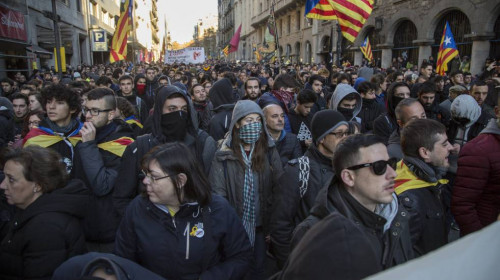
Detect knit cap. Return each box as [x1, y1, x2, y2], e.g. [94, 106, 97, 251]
[311, 109, 348, 145]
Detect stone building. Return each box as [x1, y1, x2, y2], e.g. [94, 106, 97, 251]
[219, 0, 500, 75]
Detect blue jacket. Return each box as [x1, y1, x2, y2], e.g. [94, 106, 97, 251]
[114, 194, 252, 280]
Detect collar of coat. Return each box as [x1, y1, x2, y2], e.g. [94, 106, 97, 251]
[395, 160, 448, 195]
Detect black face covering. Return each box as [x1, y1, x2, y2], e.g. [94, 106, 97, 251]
[161, 110, 188, 142]
[337, 106, 354, 120]
[362, 98, 376, 106]
[453, 117, 470, 127]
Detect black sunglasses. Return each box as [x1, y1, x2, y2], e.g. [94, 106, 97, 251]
[346, 158, 398, 176]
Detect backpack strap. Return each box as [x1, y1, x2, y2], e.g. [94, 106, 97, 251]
[298, 156, 310, 198]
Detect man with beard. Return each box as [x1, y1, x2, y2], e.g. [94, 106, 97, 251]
[10, 93, 29, 137]
[417, 81, 443, 122]
[112, 85, 217, 217]
[191, 83, 213, 131]
[470, 80, 496, 119]
[116, 75, 148, 124]
[243, 77, 262, 101]
[396, 118, 454, 256]
[72, 88, 135, 252]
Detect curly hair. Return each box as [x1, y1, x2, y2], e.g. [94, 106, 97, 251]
[116, 96, 137, 118]
[41, 84, 81, 118]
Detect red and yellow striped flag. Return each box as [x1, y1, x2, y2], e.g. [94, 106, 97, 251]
[305, 0, 374, 42]
[360, 36, 373, 62]
[110, 0, 133, 63]
[436, 22, 459, 76]
[223, 45, 229, 57]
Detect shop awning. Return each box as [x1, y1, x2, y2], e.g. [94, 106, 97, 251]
[26, 45, 52, 59]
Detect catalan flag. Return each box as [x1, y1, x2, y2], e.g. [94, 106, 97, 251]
[223, 45, 229, 57]
[110, 0, 133, 63]
[125, 115, 143, 129]
[394, 160, 448, 195]
[436, 21, 459, 76]
[360, 36, 373, 62]
[23, 125, 82, 148]
[305, 0, 374, 42]
[97, 137, 134, 157]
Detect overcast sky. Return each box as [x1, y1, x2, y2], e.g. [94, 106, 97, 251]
[159, 0, 218, 43]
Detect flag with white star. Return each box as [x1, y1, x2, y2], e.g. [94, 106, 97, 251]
[436, 21, 459, 76]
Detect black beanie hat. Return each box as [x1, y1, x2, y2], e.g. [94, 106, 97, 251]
[311, 110, 348, 145]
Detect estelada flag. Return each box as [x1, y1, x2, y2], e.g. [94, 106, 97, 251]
[125, 115, 143, 129]
[360, 36, 373, 62]
[23, 125, 82, 148]
[305, 0, 374, 42]
[110, 0, 133, 62]
[394, 160, 448, 195]
[97, 137, 134, 157]
[436, 21, 459, 76]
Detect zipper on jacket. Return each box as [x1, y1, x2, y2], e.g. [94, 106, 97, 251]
[183, 222, 190, 260]
[172, 215, 177, 229]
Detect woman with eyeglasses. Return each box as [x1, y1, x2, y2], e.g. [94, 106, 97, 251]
[208, 100, 283, 279]
[114, 142, 252, 280]
[0, 146, 88, 279]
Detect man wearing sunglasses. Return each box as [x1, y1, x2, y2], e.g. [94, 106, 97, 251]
[72, 88, 135, 252]
[396, 118, 454, 256]
[270, 110, 349, 268]
[279, 134, 413, 280]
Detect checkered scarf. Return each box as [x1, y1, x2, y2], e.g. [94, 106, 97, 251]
[240, 144, 256, 246]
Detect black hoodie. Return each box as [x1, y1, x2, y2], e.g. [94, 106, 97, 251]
[208, 78, 238, 141]
[0, 179, 89, 279]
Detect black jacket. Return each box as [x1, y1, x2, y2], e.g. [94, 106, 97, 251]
[73, 119, 135, 243]
[53, 252, 166, 280]
[269, 146, 334, 268]
[194, 101, 214, 132]
[208, 104, 234, 141]
[116, 90, 149, 124]
[287, 108, 313, 153]
[0, 180, 88, 280]
[114, 195, 252, 280]
[358, 98, 386, 133]
[0, 102, 14, 148]
[279, 180, 413, 280]
[396, 156, 449, 256]
[274, 130, 302, 167]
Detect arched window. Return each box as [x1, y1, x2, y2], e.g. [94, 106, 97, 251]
[295, 42, 301, 63]
[489, 14, 500, 60]
[365, 27, 382, 66]
[320, 36, 331, 53]
[393, 20, 418, 66]
[305, 41, 312, 64]
[286, 44, 292, 61]
[432, 10, 472, 64]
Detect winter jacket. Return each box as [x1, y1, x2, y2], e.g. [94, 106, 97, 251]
[274, 130, 302, 166]
[387, 129, 403, 160]
[116, 90, 149, 124]
[0, 97, 14, 148]
[303, 82, 327, 115]
[358, 98, 386, 133]
[208, 78, 238, 141]
[452, 119, 500, 236]
[114, 195, 252, 280]
[280, 179, 413, 280]
[373, 87, 401, 144]
[194, 101, 214, 131]
[0, 180, 88, 280]
[269, 145, 334, 268]
[395, 157, 449, 256]
[112, 86, 217, 218]
[53, 252, 166, 280]
[72, 119, 135, 243]
[287, 108, 313, 153]
[23, 118, 83, 174]
[144, 78, 159, 110]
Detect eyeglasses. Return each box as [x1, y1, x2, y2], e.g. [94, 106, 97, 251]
[28, 121, 40, 126]
[141, 170, 171, 183]
[330, 130, 350, 139]
[82, 107, 113, 116]
[346, 158, 398, 176]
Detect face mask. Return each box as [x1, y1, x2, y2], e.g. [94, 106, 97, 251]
[161, 110, 188, 142]
[136, 84, 146, 95]
[362, 98, 375, 106]
[337, 107, 354, 120]
[453, 117, 470, 127]
[239, 122, 262, 144]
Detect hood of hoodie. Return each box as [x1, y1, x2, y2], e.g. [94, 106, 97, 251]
[450, 94, 481, 127]
[0, 97, 13, 119]
[172, 81, 188, 95]
[328, 83, 362, 121]
[210, 78, 237, 109]
[134, 73, 146, 87]
[151, 85, 199, 142]
[15, 179, 89, 227]
[224, 100, 274, 148]
[481, 118, 500, 135]
[353, 77, 366, 90]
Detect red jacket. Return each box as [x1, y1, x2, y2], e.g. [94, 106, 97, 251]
[452, 121, 500, 235]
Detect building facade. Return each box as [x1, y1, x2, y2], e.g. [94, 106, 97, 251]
[219, 0, 500, 75]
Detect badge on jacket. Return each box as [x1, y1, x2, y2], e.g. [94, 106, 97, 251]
[190, 222, 204, 238]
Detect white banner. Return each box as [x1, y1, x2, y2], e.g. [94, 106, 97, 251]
[165, 47, 205, 64]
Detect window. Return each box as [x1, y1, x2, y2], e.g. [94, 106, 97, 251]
[287, 15, 291, 34]
[296, 10, 301, 30]
[76, 0, 81, 12]
[91, 3, 97, 16]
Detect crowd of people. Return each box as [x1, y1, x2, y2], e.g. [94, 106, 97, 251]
[0, 57, 499, 279]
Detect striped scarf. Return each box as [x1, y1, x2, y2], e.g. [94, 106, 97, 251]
[240, 144, 256, 246]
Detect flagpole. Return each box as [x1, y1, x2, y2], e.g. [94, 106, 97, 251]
[336, 23, 342, 67]
[130, 1, 135, 64]
[271, 0, 281, 65]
